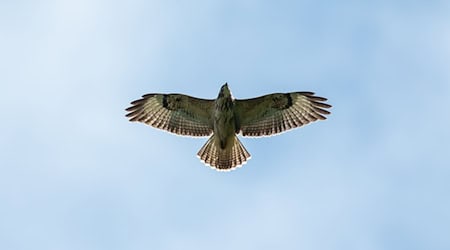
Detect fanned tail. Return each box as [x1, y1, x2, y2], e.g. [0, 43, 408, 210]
[197, 135, 251, 171]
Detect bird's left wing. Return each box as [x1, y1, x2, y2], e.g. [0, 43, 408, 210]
[126, 94, 214, 137]
[234, 92, 331, 137]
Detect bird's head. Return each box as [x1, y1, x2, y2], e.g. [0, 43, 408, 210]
[218, 83, 232, 99]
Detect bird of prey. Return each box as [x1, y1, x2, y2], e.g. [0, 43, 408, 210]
[126, 83, 331, 171]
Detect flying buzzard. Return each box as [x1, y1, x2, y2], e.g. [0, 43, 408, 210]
[126, 83, 331, 171]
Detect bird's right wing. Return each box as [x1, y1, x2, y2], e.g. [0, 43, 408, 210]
[234, 92, 331, 137]
[126, 94, 214, 137]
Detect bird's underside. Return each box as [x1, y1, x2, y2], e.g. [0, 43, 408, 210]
[126, 83, 331, 171]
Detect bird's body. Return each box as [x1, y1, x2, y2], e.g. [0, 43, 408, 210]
[213, 85, 236, 149]
[199, 84, 250, 169]
[126, 83, 331, 171]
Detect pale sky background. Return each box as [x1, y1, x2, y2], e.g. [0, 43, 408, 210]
[1, 1, 450, 250]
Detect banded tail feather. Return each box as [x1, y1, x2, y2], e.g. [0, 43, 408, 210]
[197, 135, 251, 171]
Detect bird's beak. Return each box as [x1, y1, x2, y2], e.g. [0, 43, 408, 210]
[220, 83, 228, 92]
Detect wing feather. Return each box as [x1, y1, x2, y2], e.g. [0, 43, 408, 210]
[235, 92, 331, 137]
[126, 94, 214, 137]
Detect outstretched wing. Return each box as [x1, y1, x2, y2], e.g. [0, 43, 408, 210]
[126, 94, 214, 137]
[234, 92, 331, 137]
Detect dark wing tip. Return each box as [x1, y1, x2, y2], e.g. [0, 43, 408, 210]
[316, 113, 327, 120]
[129, 116, 141, 122]
[128, 94, 156, 106]
[130, 99, 145, 105]
[125, 105, 137, 112]
[142, 93, 157, 99]
[309, 95, 328, 102]
[311, 101, 332, 109]
[298, 91, 315, 96]
[125, 100, 143, 119]
[298, 92, 329, 102]
[303, 93, 332, 110]
[125, 107, 141, 121]
[125, 108, 141, 117]
[302, 92, 332, 118]
[125, 94, 154, 117]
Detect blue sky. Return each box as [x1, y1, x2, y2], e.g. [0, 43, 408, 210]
[1, 0, 449, 249]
